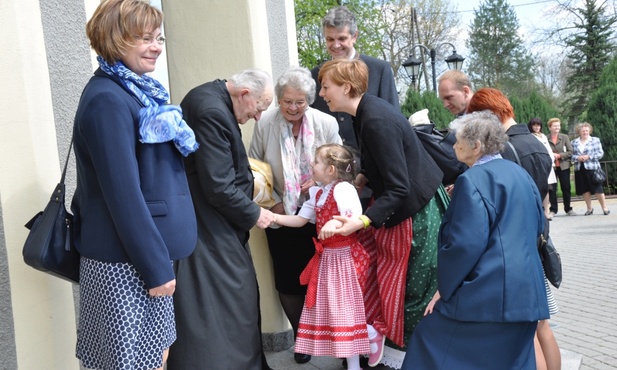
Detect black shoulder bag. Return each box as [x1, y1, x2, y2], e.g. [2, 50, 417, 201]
[506, 141, 562, 288]
[22, 140, 80, 283]
[412, 123, 468, 185]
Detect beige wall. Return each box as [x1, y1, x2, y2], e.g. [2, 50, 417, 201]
[1, 0, 80, 368]
[1, 0, 299, 367]
[162, 0, 299, 336]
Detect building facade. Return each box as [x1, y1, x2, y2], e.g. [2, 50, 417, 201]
[0, 0, 298, 368]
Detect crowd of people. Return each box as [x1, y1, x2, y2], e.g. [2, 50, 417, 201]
[65, 0, 610, 369]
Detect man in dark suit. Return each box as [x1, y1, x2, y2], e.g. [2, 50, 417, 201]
[311, 5, 400, 149]
[167, 69, 276, 370]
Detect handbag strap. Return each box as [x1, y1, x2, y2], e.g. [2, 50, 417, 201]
[60, 138, 74, 185]
[506, 141, 551, 238]
[506, 141, 521, 166]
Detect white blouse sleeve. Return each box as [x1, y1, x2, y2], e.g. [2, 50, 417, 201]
[297, 186, 320, 223]
[333, 182, 362, 218]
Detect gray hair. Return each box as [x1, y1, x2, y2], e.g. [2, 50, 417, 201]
[229, 68, 273, 97]
[450, 110, 507, 155]
[322, 6, 357, 36]
[275, 66, 316, 105]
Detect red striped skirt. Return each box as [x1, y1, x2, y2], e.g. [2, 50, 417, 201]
[360, 217, 413, 347]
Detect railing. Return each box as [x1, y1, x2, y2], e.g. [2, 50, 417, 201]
[599, 160, 617, 195]
[562, 160, 617, 200]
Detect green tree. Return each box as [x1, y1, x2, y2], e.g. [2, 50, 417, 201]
[562, 0, 616, 123]
[586, 83, 617, 188]
[295, 1, 333, 69]
[401, 89, 454, 128]
[586, 57, 617, 185]
[509, 91, 560, 127]
[465, 0, 535, 97]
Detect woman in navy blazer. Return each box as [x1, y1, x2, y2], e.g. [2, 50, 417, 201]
[402, 111, 549, 370]
[70, 1, 198, 369]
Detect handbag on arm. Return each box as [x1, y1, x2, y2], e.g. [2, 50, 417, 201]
[592, 167, 606, 184]
[22, 139, 80, 283]
[538, 224, 562, 288]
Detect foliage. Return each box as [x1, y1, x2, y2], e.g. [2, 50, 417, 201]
[401, 89, 455, 128]
[586, 84, 617, 159]
[509, 91, 561, 128]
[562, 0, 616, 123]
[465, 0, 536, 98]
[587, 83, 617, 187]
[586, 57, 617, 189]
[295, 1, 333, 69]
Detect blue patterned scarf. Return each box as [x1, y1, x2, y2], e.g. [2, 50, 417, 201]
[98, 56, 198, 156]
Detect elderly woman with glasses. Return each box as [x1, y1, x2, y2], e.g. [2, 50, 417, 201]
[249, 66, 341, 364]
[402, 111, 549, 370]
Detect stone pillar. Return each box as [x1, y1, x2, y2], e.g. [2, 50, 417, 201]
[161, 0, 299, 351]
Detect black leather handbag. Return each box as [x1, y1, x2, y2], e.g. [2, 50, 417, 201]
[507, 141, 562, 288]
[22, 141, 80, 283]
[538, 232, 562, 288]
[592, 168, 606, 184]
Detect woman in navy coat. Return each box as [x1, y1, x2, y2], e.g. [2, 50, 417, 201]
[71, 1, 198, 369]
[402, 111, 549, 370]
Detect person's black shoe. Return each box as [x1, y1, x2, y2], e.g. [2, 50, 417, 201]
[342, 357, 370, 368]
[294, 352, 311, 364]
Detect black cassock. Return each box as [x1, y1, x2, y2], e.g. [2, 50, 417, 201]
[167, 79, 267, 370]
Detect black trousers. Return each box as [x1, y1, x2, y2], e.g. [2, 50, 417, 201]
[549, 167, 572, 213]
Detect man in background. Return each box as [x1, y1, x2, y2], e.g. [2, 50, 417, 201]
[437, 70, 473, 117]
[311, 5, 400, 149]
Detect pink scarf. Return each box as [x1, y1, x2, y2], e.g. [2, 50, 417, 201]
[280, 114, 314, 215]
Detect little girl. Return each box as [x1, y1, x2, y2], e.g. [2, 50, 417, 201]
[274, 143, 382, 370]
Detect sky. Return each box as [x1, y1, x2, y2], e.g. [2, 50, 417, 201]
[456, 0, 553, 29]
[450, 0, 561, 57]
[148, 0, 563, 92]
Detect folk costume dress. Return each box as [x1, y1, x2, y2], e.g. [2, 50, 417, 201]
[248, 108, 341, 296]
[294, 181, 371, 358]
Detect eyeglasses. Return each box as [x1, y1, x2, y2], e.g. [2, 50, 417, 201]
[281, 100, 307, 108]
[136, 35, 166, 45]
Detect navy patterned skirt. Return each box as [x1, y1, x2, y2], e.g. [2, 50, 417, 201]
[76, 257, 175, 370]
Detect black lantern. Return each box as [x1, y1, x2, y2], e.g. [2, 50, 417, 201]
[402, 55, 423, 86]
[445, 51, 465, 71]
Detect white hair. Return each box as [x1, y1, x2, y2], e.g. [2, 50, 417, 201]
[229, 68, 273, 97]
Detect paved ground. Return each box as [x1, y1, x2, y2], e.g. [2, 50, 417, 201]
[549, 197, 617, 370]
[266, 197, 617, 369]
